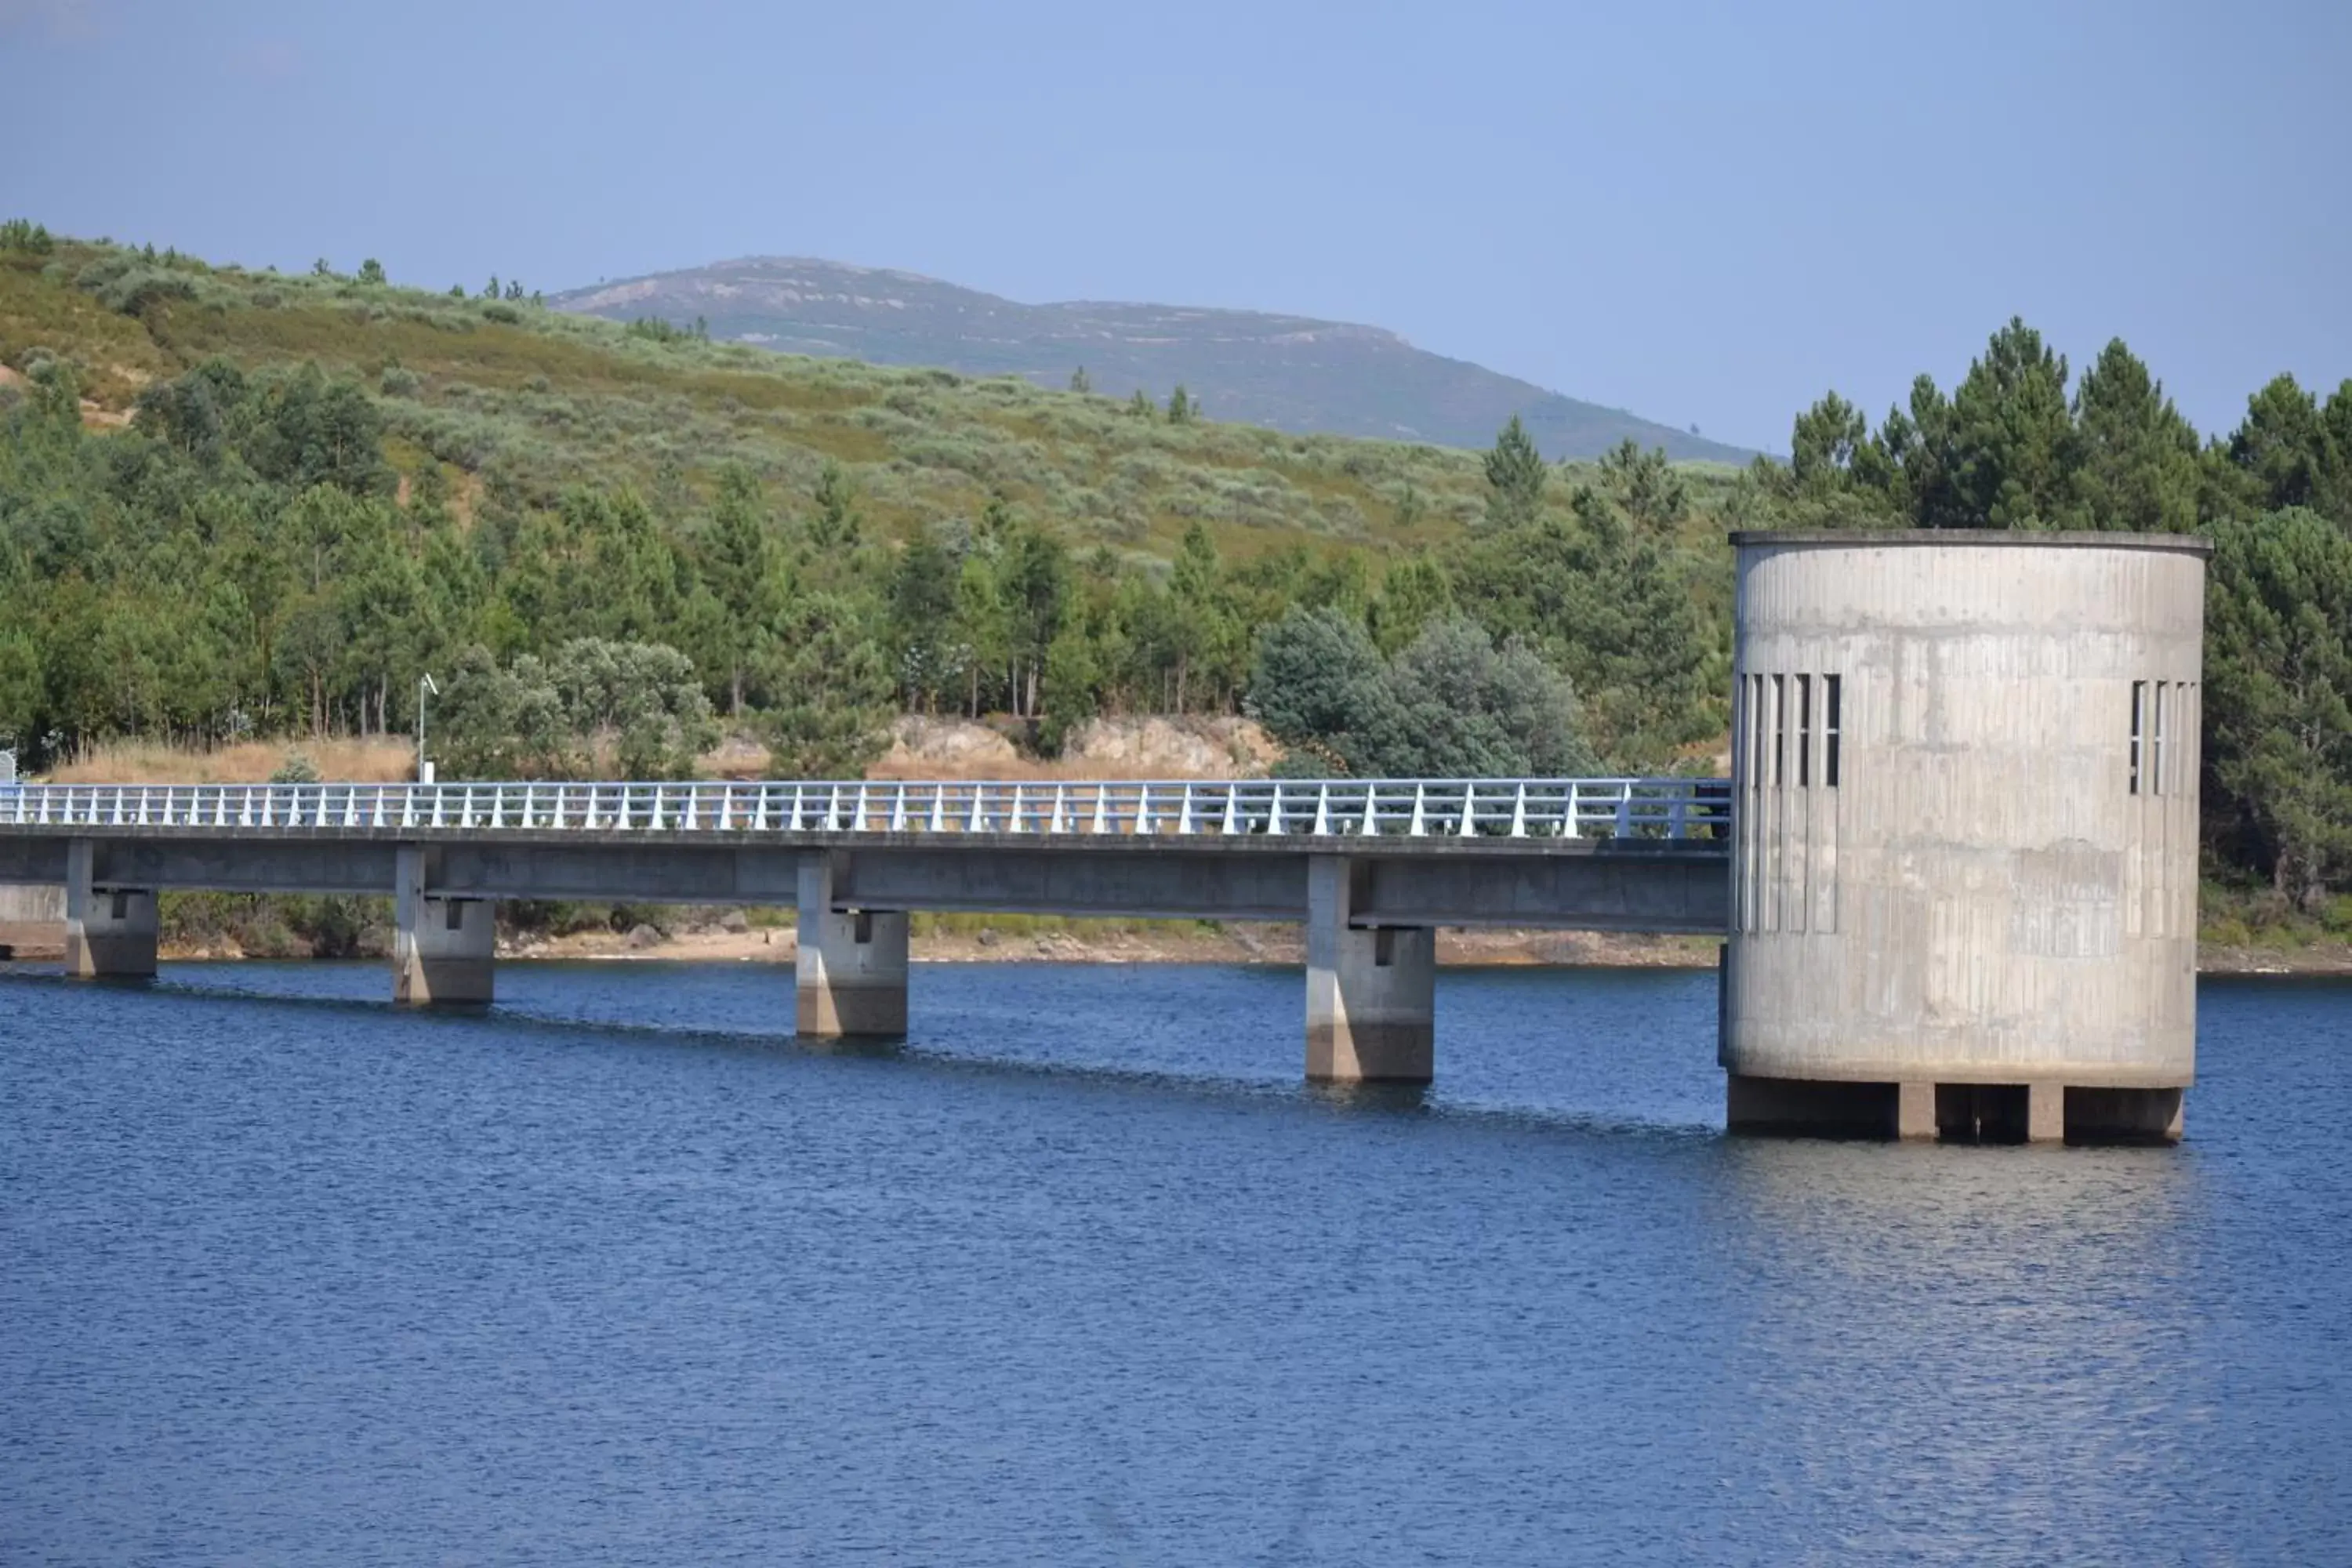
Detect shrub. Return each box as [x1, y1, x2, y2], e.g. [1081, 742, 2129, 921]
[0, 218, 54, 256]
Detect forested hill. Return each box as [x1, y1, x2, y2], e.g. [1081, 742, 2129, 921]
[549, 257, 1756, 464]
[1, 223, 2347, 930]
[0, 227, 1740, 781]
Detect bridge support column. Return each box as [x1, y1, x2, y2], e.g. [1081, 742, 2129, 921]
[394, 844, 494, 1005]
[797, 853, 908, 1038]
[1305, 855, 1434, 1085]
[64, 839, 156, 979]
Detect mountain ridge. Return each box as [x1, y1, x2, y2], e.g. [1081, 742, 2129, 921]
[550, 257, 1756, 464]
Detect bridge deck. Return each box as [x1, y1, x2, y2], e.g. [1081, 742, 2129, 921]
[0, 779, 1733, 934]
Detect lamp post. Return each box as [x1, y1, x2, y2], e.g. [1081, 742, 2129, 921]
[416, 673, 439, 784]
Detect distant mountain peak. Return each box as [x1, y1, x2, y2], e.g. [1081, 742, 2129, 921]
[549, 259, 1753, 464]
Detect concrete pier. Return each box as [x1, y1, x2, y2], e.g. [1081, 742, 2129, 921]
[64, 840, 156, 979]
[393, 845, 494, 1005]
[797, 853, 909, 1038]
[1305, 855, 1436, 1085]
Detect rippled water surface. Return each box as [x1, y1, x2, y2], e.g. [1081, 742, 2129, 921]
[4, 960, 2349, 1564]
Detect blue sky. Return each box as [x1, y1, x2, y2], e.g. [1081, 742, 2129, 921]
[2, 0, 2345, 452]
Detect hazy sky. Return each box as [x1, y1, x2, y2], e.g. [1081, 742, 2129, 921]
[4, 0, 2346, 452]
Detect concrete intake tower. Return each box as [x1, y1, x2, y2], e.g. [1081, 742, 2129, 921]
[1721, 531, 2209, 1142]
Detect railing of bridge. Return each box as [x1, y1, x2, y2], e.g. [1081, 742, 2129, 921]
[0, 778, 1730, 841]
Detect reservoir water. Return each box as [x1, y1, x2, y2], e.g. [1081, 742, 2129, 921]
[4, 960, 2349, 1564]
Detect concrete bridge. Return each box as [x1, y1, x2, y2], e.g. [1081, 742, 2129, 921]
[0, 777, 1729, 1085]
[0, 532, 2216, 1144]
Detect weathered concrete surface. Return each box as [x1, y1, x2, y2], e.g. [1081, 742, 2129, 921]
[0, 838, 71, 884]
[65, 837, 399, 897]
[832, 846, 1305, 922]
[797, 852, 909, 1037]
[1723, 532, 2207, 1105]
[1305, 855, 1435, 1085]
[0, 882, 64, 958]
[1350, 846, 1725, 933]
[0, 883, 64, 921]
[64, 839, 156, 980]
[0, 826, 1726, 934]
[2027, 1082, 2064, 1143]
[1897, 1081, 1936, 1141]
[393, 845, 493, 1005]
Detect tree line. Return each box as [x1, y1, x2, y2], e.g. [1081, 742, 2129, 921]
[2, 308, 2345, 915]
[1737, 319, 2351, 910]
[0, 352, 1714, 785]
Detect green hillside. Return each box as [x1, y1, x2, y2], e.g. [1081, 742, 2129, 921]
[550, 256, 1759, 464]
[0, 231, 1734, 774]
[0, 237, 1738, 564]
[3, 225, 2347, 936]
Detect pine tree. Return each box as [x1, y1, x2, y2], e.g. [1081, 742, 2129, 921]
[2206, 508, 2352, 906]
[1069, 366, 1091, 394]
[2067, 339, 2201, 532]
[1169, 522, 1236, 711]
[809, 462, 860, 550]
[1596, 439, 1688, 535]
[1947, 318, 2074, 528]
[2227, 375, 2331, 516]
[1001, 526, 1070, 717]
[1788, 392, 1868, 486]
[2321, 382, 2352, 530]
[702, 465, 783, 715]
[1482, 416, 1546, 529]
[887, 533, 963, 712]
[1370, 553, 1453, 656]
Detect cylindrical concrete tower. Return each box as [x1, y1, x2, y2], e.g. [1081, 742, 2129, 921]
[1721, 531, 2209, 1143]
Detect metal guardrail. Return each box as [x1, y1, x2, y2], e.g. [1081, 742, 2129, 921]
[0, 778, 1730, 841]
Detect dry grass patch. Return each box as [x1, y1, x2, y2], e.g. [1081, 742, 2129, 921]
[49, 737, 417, 784]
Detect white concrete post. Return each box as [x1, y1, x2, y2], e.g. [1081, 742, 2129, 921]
[1305, 855, 1434, 1085]
[796, 852, 909, 1038]
[393, 844, 494, 1005]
